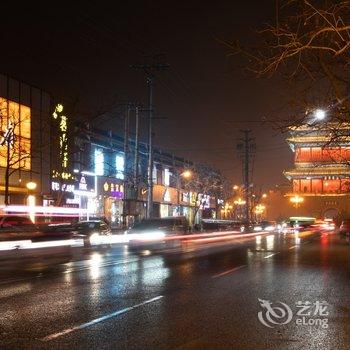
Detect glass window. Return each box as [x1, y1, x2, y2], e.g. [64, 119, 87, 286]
[164, 168, 170, 186]
[0, 97, 31, 170]
[116, 154, 124, 179]
[94, 149, 104, 176]
[152, 166, 157, 184]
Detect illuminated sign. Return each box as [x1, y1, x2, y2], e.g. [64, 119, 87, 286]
[182, 192, 189, 203]
[103, 181, 124, 199]
[79, 176, 88, 190]
[198, 194, 210, 209]
[51, 181, 75, 193]
[94, 149, 104, 176]
[52, 104, 72, 180]
[73, 175, 95, 195]
[190, 192, 197, 205]
[141, 188, 147, 196]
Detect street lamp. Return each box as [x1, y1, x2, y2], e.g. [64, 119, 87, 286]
[262, 193, 267, 199]
[290, 194, 304, 208]
[234, 197, 246, 206]
[314, 108, 326, 121]
[233, 185, 239, 191]
[254, 204, 266, 215]
[181, 170, 192, 179]
[26, 181, 37, 191]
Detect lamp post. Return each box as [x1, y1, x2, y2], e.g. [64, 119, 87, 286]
[26, 181, 37, 223]
[26, 181, 37, 191]
[234, 197, 246, 220]
[177, 169, 193, 217]
[254, 203, 266, 222]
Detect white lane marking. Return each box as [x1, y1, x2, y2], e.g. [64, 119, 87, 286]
[212, 265, 247, 278]
[41, 295, 164, 341]
[264, 253, 278, 259]
[289, 245, 297, 250]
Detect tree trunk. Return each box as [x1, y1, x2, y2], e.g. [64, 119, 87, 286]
[4, 145, 10, 205]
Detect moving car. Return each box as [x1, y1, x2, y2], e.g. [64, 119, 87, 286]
[72, 220, 111, 246]
[253, 221, 277, 232]
[282, 216, 317, 234]
[339, 220, 350, 236]
[127, 216, 189, 253]
[0, 215, 42, 241]
[201, 219, 240, 232]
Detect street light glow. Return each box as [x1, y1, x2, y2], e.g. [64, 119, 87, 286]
[26, 181, 37, 190]
[234, 198, 246, 206]
[290, 195, 304, 204]
[314, 109, 326, 120]
[290, 195, 304, 208]
[181, 170, 192, 179]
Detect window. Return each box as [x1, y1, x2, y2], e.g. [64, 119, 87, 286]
[0, 97, 31, 170]
[164, 168, 170, 186]
[116, 154, 124, 179]
[152, 166, 157, 184]
[94, 149, 104, 175]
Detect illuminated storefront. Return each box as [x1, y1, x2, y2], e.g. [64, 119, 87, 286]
[100, 178, 124, 226]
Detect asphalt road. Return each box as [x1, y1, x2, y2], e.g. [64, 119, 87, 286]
[0, 230, 349, 350]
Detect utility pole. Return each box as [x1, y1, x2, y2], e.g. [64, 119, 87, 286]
[133, 105, 140, 193]
[237, 130, 256, 222]
[130, 59, 170, 218]
[122, 104, 131, 227]
[147, 75, 154, 219]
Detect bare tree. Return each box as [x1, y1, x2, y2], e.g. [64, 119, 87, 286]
[224, 0, 350, 127]
[0, 118, 31, 205]
[182, 164, 226, 224]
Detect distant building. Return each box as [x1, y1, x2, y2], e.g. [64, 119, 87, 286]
[51, 124, 226, 227]
[284, 123, 350, 218]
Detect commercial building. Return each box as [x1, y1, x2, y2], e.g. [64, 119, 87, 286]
[0, 74, 51, 205]
[52, 125, 225, 227]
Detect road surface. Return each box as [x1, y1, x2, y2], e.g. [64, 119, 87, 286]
[0, 230, 349, 349]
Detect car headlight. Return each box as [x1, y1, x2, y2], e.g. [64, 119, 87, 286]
[89, 232, 101, 245]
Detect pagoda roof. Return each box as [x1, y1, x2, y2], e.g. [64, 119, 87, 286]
[289, 122, 350, 132]
[287, 136, 350, 144]
[284, 166, 350, 179]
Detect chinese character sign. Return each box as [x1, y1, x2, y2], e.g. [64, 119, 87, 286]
[52, 104, 72, 179]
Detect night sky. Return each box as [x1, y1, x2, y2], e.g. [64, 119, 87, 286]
[2, 1, 293, 190]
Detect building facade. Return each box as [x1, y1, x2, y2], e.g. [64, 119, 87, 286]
[284, 123, 350, 219]
[0, 74, 51, 205]
[51, 125, 224, 227]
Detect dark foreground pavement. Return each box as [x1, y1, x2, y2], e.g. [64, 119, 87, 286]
[0, 231, 349, 349]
